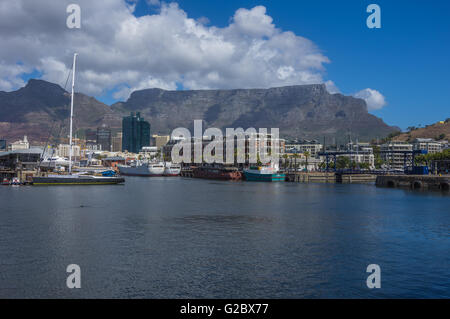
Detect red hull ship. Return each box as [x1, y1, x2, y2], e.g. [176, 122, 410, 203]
[192, 166, 242, 181]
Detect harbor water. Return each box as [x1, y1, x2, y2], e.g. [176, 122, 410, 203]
[0, 177, 449, 298]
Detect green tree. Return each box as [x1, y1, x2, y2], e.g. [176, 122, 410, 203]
[336, 156, 350, 169]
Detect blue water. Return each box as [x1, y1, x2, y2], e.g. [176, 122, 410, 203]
[0, 178, 449, 298]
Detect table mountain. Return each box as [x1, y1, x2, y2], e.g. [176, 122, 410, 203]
[0, 79, 397, 144]
[112, 84, 397, 142]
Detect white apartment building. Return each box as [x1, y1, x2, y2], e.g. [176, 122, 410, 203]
[285, 143, 323, 157]
[8, 136, 30, 151]
[413, 138, 443, 154]
[381, 142, 413, 170]
[57, 144, 81, 159]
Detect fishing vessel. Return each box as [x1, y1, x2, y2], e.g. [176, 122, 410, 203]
[32, 53, 125, 186]
[164, 162, 181, 176]
[118, 161, 165, 176]
[243, 163, 285, 182]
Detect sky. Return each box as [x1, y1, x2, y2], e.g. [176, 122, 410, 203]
[1, 0, 449, 130]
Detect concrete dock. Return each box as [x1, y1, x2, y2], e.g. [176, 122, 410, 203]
[376, 175, 450, 191]
[285, 172, 377, 184]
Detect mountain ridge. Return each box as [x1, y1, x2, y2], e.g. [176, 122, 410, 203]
[0, 79, 398, 143]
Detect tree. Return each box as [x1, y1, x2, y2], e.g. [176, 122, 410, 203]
[304, 151, 310, 172]
[336, 156, 350, 169]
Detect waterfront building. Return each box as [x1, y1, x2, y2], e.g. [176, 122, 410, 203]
[57, 144, 81, 160]
[337, 153, 375, 169]
[281, 153, 322, 171]
[0, 148, 42, 180]
[285, 142, 323, 157]
[86, 140, 102, 151]
[122, 112, 151, 153]
[162, 133, 285, 165]
[412, 138, 443, 154]
[112, 132, 123, 152]
[8, 136, 30, 151]
[380, 142, 413, 170]
[96, 125, 112, 151]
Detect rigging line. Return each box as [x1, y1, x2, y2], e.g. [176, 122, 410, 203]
[63, 62, 73, 92]
[37, 121, 57, 171]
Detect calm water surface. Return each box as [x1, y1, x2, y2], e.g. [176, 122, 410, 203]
[0, 177, 449, 298]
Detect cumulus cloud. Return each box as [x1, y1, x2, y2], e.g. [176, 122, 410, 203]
[0, 0, 384, 106]
[353, 88, 387, 111]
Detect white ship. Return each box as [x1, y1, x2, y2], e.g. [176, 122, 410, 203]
[40, 156, 71, 168]
[118, 161, 165, 177]
[164, 162, 181, 176]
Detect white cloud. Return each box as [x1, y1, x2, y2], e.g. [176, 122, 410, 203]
[324, 80, 340, 94]
[353, 88, 387, 111]
[0, 0, 384, 105]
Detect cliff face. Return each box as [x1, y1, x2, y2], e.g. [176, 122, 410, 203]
[112, 84, 397, 141]
[0, 79, 397, 143]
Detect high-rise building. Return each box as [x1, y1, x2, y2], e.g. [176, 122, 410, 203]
[97, 125, 112, 151]
[122, 112, 151, 153]
[112, 132, 123, 152]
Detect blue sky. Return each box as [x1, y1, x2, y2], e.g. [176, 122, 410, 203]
[129, 0, 450, 129]
[8, 0, 450, 130]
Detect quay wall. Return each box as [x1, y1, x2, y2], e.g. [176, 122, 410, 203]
[286, 172, 336, 183]
[376, 175, 450, 191]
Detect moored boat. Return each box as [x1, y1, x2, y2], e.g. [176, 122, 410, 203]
[192, 165, 242, 181]
[31, 53, 125, 186]
[164, 162, 181, 176]
[32, 174, 125, 185]
[118, 162, 165, 177]
[2, 178, 10, 185]
[243, 164, 285, 182]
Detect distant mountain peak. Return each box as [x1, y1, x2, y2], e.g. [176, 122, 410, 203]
[23, 79, 66, 95]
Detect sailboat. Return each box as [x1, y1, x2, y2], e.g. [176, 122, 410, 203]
[32, 53, 125, 186]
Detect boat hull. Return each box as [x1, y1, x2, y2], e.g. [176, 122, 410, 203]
[193, 167, 242, 180]
[32, 176, 125, 185]
[118, 165, 164, 177]
[243, 171, 285, 182]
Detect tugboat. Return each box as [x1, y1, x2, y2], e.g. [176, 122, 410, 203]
[2, 178, 10, 185]
[243, 163, 285, 182]
[32, 53, 125, 186]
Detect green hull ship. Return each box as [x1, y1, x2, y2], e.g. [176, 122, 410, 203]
[243, 165, 285, 182]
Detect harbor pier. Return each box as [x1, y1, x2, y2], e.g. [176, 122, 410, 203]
[376, 175, 450, 191]
[285, 171, 376, 184]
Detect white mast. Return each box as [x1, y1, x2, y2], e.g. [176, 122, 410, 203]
[69, 53, 78, 174]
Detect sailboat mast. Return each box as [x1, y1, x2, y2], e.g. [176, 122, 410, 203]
[69, 53, 78, 174]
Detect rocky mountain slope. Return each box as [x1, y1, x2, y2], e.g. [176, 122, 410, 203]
[0, 79, 120, 143]
[393, 120, 450, 142]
